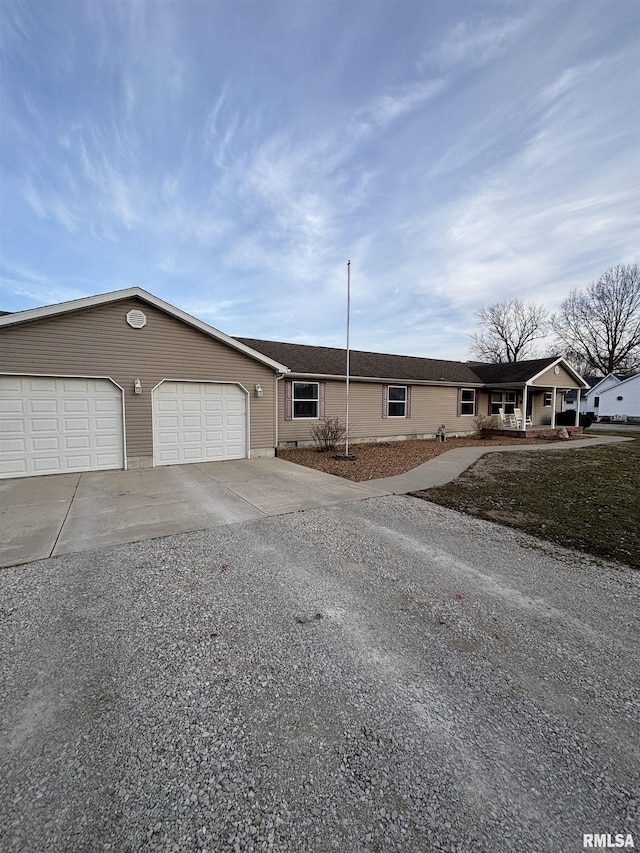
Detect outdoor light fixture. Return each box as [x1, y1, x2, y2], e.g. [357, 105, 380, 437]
[254, 383, 263, 397]
[134, 378, 142, 395]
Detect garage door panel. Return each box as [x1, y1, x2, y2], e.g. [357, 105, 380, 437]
[33, 457, 62, 473]
[63, 378, 85, 391]
[94, 415, 119, 429]
[96, 452, 121, 466]
[33, 436, 62, 451]
[1, 417, 26, 432]
[94, 400, 119, 413]
[0, 376, 124, 479]
[157, 434, 179, 447]
[31, 399, 58, 413]
[153, 381, 247, 466]
[63, 435, 90, 450]
[157, 416, 179, 431]
[64, 417, 91, 432]
[29, 377, 57, 392]
[94, 434, 119, 449]
[182, 432, 202, 444]
[4, 438, 28, 453]
[32, 418, 59, 432]
[63, 401, 90, 414]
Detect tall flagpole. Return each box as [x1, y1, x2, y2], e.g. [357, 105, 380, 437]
[345, 260, 350, 457]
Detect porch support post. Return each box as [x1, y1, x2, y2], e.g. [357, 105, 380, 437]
[575, 393, 580, 427]
[551, 387, 556, 428]
[522, 384, 528, 433]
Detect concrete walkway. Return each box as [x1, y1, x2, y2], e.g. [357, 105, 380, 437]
[367, 434, 632, 493]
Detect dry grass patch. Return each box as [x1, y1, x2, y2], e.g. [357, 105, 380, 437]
[415, 434, 639, 569]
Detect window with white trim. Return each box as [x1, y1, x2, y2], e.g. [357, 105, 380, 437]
[490, 390, 516, 415]
[543, 391, 553, 407]
[387, 386, 407, 417]
[293, 382, 319, 419]
[460, 388, 476, 415]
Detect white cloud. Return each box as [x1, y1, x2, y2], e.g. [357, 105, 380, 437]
[422, 14, 529, 72]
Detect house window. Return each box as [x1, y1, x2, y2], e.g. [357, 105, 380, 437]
[543, 391, 553, 407]
[490, 391, 516, 415]
[460, 388, 476, 416]
[293, 382, 319, 419]
[594, 396, 600, 408]
[387, 386, 407, 417]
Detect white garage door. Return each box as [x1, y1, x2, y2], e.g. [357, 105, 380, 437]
[0, 375, 124, 479]
[153, 381, 247, 466]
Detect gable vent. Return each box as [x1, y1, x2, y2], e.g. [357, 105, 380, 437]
[126, 309, 147, 329]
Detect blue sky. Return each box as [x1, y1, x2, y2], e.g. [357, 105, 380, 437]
[1, 0, 638, 359]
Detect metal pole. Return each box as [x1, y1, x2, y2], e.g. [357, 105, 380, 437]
[345, 260, 350, 457]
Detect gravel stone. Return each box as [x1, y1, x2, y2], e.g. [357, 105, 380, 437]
[0, 495, 638, 852]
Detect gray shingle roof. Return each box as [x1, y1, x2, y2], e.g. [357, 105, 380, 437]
[238, 338, 492, 384]
[470, 357, 558, 384]
[237, 339, 575, 387]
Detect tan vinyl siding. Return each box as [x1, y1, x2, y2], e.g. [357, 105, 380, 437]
[0, 298, 277, 458]
[530, 389, 563, 425]
[531, 364, 578, 387]
[278, 379, 485, 444]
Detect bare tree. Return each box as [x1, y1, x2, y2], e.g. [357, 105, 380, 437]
[469, 299, 550, 362]
[553, 264, 640, 376]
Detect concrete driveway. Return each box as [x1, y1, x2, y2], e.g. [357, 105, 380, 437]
[0, 458, 388, 568]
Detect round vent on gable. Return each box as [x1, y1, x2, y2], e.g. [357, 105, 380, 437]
[554, 365, 560, 374]
[127, 309, 147, 329]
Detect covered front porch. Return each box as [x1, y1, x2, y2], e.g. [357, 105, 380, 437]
[486, 381, 583, 433]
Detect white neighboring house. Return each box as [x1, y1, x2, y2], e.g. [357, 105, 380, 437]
[562, 377, 600, 415]
[597, 373, 640, 422]
[581, 374, 627, 418]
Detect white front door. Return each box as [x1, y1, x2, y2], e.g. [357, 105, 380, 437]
[153, 381, 247, 466]
[0, 375, 124, 479]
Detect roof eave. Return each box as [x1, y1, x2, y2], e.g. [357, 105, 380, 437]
[285, 371, 483, 386]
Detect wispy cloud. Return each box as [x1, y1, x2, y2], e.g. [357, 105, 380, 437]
[1, 1, 637, 361]
[420, 13, 529, 72]
[0, 260, 86, 308]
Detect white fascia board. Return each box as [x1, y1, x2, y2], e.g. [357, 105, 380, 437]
[0, 287, 142, 326]
[587, 373, 620, 396]
[602, 372, 639, 390]
[284, 372, 483, 387]
[0, 287, 291, 374]
[527, 358, 589, 388]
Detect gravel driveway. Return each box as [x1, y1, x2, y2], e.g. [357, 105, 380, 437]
[1, 495, 638, 852]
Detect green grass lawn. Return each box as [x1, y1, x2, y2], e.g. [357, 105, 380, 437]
[416, 433, 640, 569]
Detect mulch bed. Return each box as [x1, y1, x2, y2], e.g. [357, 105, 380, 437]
[278, 435, 585, 482]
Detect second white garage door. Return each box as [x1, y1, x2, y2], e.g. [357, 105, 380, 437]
[153, 381, 247, 466]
